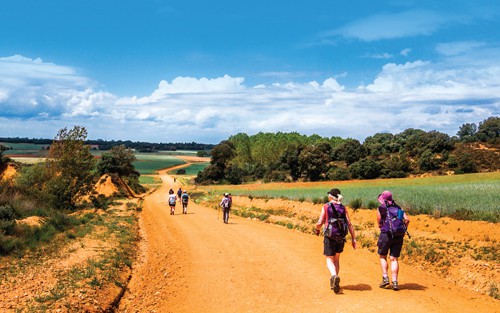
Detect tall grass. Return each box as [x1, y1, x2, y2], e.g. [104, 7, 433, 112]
[210, 173, 500, 222]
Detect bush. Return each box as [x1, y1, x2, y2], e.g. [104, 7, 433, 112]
[176, 169, 186, 175]
[0, 204, 17, 221]
[367, 200, 379, 210]
[327, 167, 350, 181]
[349, 198, 363, 210]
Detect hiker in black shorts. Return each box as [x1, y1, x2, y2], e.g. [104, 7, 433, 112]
[377, 190, 410, 291]
[315, 188, 357, 294]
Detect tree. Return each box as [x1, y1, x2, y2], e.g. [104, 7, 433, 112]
[456, 123, 477, 142]
[476, 116, 500, 143]
[349, 158, 382, 179]
[332, 139, 365, 166]
[0, 145, 10, 165]
[97, 145, 137, 177]
[418, 150, 441, 171]
[210, 140, 236, 170]
[299, 144, 331, 181]
[45, 126, 96, 210]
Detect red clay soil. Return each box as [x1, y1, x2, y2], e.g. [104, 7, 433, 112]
[116, 170, 499, 313]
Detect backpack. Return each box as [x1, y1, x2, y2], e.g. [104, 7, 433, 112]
[324, 203, 348, 240]
[181, 193, 189, 203]
[221, 197, 231, 209]
[381, 202, 406, 237]
[168, 195, 176, 205]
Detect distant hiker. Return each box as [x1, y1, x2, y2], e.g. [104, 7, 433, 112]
[220, 193, 232, 224]
[181, 190, 189, 214]
[376, 190, 410, 291]
[168, 188, 177, 215]
[315, 188, 357, 294]
[177, 187, 182, 202]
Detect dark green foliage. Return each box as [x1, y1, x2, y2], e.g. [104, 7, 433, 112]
[97, 145, 138, 177]
[195, 117, 497, 184]
[457, 123, 478, 142]
[327, 167, 351, 181]
[299, 143, 331, 181]
[176, 169, 186, 174]
[419, 150, 441, 171]
[332, 139, 365, 166]
[476, 116, 500, 143]
[0, 144, 11, 165]
[349, 158, 382, 179]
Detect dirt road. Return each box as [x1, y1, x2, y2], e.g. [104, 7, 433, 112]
[117, 171, 499, 313]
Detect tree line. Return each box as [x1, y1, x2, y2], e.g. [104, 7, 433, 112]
[0, 137, 214, 152]
[195, 116, 499, 184]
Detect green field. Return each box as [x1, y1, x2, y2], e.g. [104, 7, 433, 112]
[209, 172, 500, 222]
[133, 155, 185, 175]
[169, 162, 210, 175]
[139, 175, 162, 185]
[1, 142, 49, 156]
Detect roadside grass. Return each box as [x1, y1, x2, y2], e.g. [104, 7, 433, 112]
[0, 199, 141, 311]
[139, 175, 161, 185]
[204, 172, 500, 222]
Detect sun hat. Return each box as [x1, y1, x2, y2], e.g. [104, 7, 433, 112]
[327, 188, 341, 198]
[224, 192, 229, 196]
[378, 190, 393, 204]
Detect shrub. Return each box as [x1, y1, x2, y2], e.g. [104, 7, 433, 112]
[367, 200, 379, 210]
[176, 169, 186, 175]
[349, 198, 363, 210]
[327, 167, 350, 181]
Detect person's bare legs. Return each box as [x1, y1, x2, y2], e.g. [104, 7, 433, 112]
[379, 255, 390, 288]
[327, 254, 341, 293]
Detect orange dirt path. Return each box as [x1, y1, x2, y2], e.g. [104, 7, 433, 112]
[117, 171, 499, 313]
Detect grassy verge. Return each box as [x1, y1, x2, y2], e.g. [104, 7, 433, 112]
[0, 199, 141, 312]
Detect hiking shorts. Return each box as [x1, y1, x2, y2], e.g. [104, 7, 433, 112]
[377, 232, 404, 257]
[323, 236, 345, 256]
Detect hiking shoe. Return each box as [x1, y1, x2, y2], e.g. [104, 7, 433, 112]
[392, 281, 399, 291]
[379, 276, 390, 288]
[330, 275, 341, 294]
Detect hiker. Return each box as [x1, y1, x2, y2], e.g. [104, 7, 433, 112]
[177, 187, 182, 203]
[220, 193, 232, 224]
[376, 190, 410, 291]
[168, 188, 177, 215]
[181, 190, 189, 214]
[315, 188, 357, 294]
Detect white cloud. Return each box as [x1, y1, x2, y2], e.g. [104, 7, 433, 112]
[0, 54, 498, 143]
[324, 10, 449, 41]
[436, 41, 487, 56]
[400, 48, 412, 56]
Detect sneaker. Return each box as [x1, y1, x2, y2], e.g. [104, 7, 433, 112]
[392, 281, 399, 291]
[379, 276, 390, 288]
[330, 275, 340, 294]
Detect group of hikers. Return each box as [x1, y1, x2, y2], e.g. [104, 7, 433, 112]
[167, 185, 409, 294]
[315, 188, 410, 293]
[168, 187, 190, 215]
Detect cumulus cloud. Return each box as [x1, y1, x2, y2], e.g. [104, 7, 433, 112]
[0, 54, 498, 142]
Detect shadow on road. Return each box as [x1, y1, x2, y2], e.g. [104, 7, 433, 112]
[342, 283, 372, 291]
[399, 283, 427, 291]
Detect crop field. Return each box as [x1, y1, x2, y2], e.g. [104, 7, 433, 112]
[206, 172, 500, 222]
[133, 154, 186, 174]
[169, 162, 210, 175]
[1, 142, 49, 156]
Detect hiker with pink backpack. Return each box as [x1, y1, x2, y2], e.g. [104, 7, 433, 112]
[376, 190, 410, 291]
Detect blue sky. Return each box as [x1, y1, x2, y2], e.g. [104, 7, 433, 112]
[1, 0, 499, 143]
